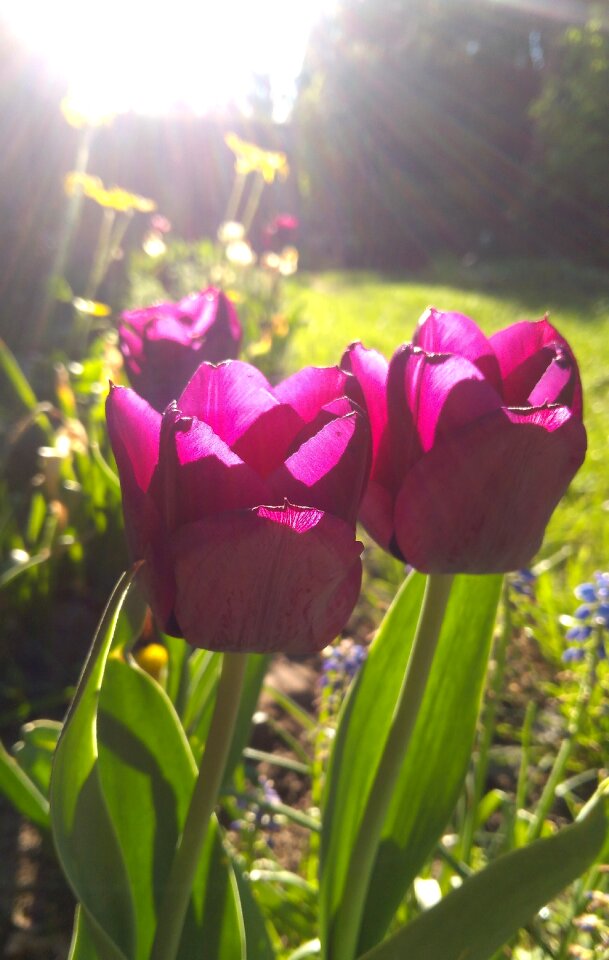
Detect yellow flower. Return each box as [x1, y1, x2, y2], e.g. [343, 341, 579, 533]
[63, 171, 156, 213]
[64, 171, 104, 198]
[60, 96, 115, 129]
[225, 132, 289, 183]
[72, 298, 112, 317]
[98, 187, 156, 213]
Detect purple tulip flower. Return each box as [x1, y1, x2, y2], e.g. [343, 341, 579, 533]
[343, 309, 586, 574]
[106, 361, 370, 654]
[118, 288, 242, 411]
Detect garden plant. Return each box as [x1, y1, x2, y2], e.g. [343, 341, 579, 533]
[1, 98, 609, 960]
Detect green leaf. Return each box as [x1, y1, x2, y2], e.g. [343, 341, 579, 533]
[358, 794, 609, 960]
[0, 738, 49, 830]
[0, 338, 37, 410]
[12, 719, 62, 798]
[231, 856, 276, 960]
[224, 654, 270, 783]
[53, 572, 247, 960]
[320, 573, 502, 957]
[50, 570, 138, 960]
[359, 574, 502, 951]
[67, 906, 98, 960]
[164, 632, 190, 713]
[96, 655, 197, 960]
[179, 822, 244, 960]
[320, 572, 425, 945]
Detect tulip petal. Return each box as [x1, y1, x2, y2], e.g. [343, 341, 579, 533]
[232, 403, 305, 477]
[171, 505, 363, 653]
[414, 308, 502, 392]
[275, 366, 351, 422]
[489, 317, 582, 412]
[393, 407, 587, 573]
[388, 346, 501, 464]
[106, 385, 161, 493]
[270, 410, 370, 524]
[358, 481, 396, 554]
[341, 343, 389, 460]
[151, 404, 270, 529]
[178, 361, 277, 445]
[105, 386, 175, 625]
[527, 352, 582, 414]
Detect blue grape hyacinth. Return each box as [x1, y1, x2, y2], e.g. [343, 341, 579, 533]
[562, 572, 609, 662]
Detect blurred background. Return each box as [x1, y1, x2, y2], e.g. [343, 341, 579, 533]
[1, 0, 607, 351]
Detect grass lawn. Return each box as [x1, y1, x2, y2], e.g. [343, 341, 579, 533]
[286, 259, 609, 662]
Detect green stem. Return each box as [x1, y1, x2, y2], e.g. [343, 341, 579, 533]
[150, 651, 248, 960]
[461, 576, 509, 863]
[527, 645, 597, 843]
[33, 126, 93, 349]
[223, 170, 247, 224]
[330, 573, 454, 960]
[241, 172, 265, 234]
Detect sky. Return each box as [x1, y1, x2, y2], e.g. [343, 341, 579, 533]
[1, 0, 335, 120]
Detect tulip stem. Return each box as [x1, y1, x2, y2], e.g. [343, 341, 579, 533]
[328, 573, 454, 960]
[150, 651, 248, 960]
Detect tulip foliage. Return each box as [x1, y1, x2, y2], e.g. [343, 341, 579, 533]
[3, 304, 607, 960]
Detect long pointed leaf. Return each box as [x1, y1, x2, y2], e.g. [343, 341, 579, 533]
[359, 794, 609, 960]
[320, 572, 425, 944]
[359, 573, 502, 951]
[0, 738, 49, 830]
[50, 570, 138, 960]
[96, 656, 198, 960]
[320, 574, 502, 957]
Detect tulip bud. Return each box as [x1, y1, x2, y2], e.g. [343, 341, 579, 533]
[118, 288, 242, 411]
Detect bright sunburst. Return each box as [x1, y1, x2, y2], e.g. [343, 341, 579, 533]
[3, 0, 333, 119]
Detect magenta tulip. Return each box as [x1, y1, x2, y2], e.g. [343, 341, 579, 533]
[118, 288, 242, 411]
[343, 309, 586, 574]
[106, 361, 370, 653]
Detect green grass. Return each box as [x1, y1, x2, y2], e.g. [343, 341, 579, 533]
[286, 259, 609, 662]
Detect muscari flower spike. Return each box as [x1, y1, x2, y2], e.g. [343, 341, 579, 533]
[562, 572, 609, 662]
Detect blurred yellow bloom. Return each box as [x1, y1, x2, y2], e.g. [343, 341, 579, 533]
[72, 298, 112, 317]
[64, 171, 103, 198]
[225, 133, 289, 183]
[133, 643, 169, 682]
[260, 252, 281, 272]
[60, 96, 115, 129]
[271, 313, 290, 337]
[278, 246, 299, 277]
[217, 220, 246, 244]
[225, 240, 256, 266]
[226, 289, 245, 303]
[142, 231, 167, 257]
[64, 171, 156, 213]
[261, 247, 299, 277]
[248, 332, 273, 357]
[100, 187, 156, 213]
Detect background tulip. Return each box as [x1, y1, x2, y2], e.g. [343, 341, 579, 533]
[118, 287, 242, 411]
[343, 309, 586, 574]
[106, 361, 369, 653]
